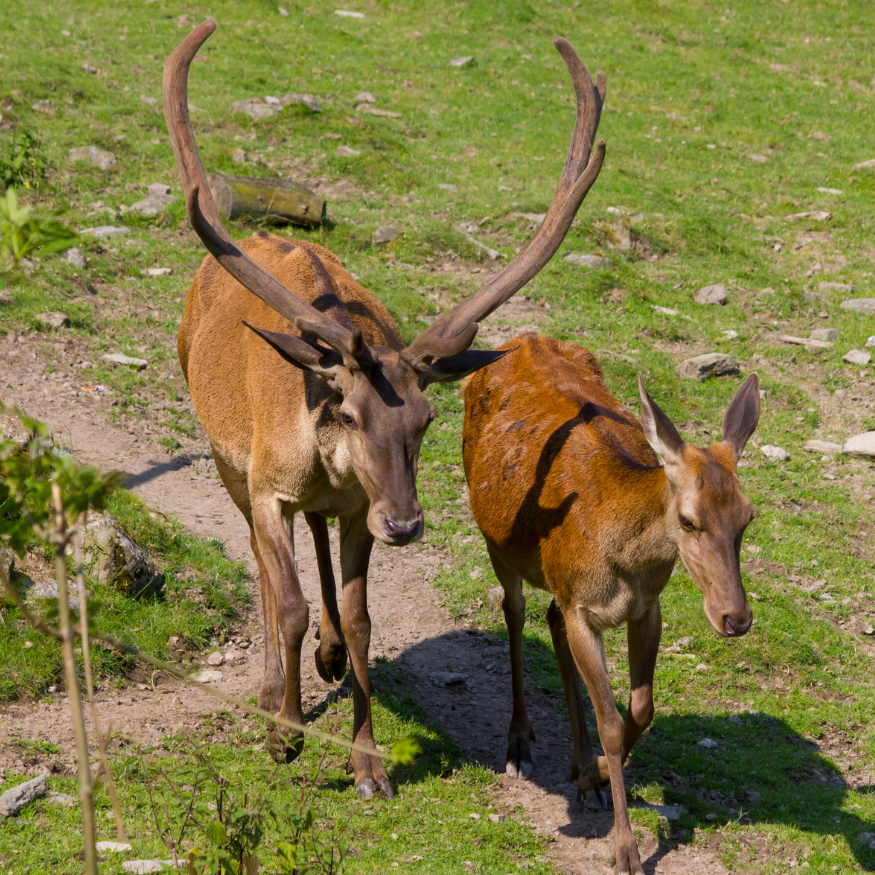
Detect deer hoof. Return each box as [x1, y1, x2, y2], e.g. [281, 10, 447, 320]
[314, 643, 347, 683]
[379, 777, 395, 800]
[578, 786, 609, 811]
[356, 778, 377, 799]
[505, 759, 533, 780]
[611, 837, 644, 874]
[267, 729, 304, 764]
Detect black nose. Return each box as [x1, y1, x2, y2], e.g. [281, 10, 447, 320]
[723, 615, 753, 637]
[381, 515, 420, 542]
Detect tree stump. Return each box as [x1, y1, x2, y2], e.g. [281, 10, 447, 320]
[206, 172, 326, 227]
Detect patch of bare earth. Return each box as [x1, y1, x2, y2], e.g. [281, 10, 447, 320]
[0, 333, 734, 874]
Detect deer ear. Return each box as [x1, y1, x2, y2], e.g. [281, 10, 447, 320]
[243, 322, 347, 378]
[722, 373, 760, 458]
[421, 346, 516, 387]
[638, 374, 685, 466]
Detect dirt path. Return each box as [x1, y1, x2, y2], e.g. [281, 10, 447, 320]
[0, 333, 731, 874]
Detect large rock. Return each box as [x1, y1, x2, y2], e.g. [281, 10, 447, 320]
[69, 145, 116, 170]
[62, 247, 87, 269]
[564, 253, 612, 269]
[79, 513, 165, 599]
[843, 432, 875, 459]
[678, 353, 739, 381]
[840, 298, 875, 315]
[0, 774, 47, 817]
[34, 312, 71, 330]
[694, 283, 727, 305]
[843, 349, 872, 366]
[373, 225, 401, 244]
[761, 445, 790, 462]
[803, 440, 842, 454]
[810, 328, 838, 342]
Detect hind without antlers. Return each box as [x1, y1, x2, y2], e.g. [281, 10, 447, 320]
[164, 20, 606, 799]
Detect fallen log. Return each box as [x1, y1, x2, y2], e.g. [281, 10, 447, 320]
[206, 172, 326, 227]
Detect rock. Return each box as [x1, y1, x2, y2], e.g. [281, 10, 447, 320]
[83, 226, 130, 238]
[122, 863, 182, 874]
[784, 210, 831, 222]
[852, 158, 875, 170]
[564, 253, 612, 269]
[373, 225, 401, 245]
[469, 812, 480, 820]
[335, 9, 364, 17]
[810, 328, 838, 342]
[22, 578, 79, 610]
[488, 813, 505, 823]
[148, 183, 172, 197]
[102, 353, 148, 369]
[761, 445, 790, 462]
[843, 432, 875, 458]
[723, 329, 739, 340]
[206, 651, 224, 667]
[597, 219, 632, 250]
[866, 336, 875, 348]
[140, 267, 172, 278]
[804, 291, 827, 303]
[818, 281, 855, 293]
[803, 440, 842, 454]
[280, 93, 322, 112]
[356, 106, 401, 118]
[0, 774, 47, 817]
[639, 803, 688, 821]
[429, 672, 467, 686]
[353, 91, 376, 104]
[124, 191, 177, 216]
[278, 5, 289, 15]
[438, 183, 458, 192]
[192, 670, 223, 684]
[96, 841, 133, 852]
[840, 298, 875, 315]
[78, 512, 165, 598]
[140, 95, 158, 106]
[843, 349, 871, 366]
[745, 790, 761, 806]
[697, 738, 718, 749]
[781, 335, 833, 350]
[32, 100, 52, 113]
[62, 247, 87, 269]
[0, 413, 34, 450]
[448, 56, 477, 68]
[46, 791, 77, 807]
[486, 585, 504, 608]
[336, 145, 361, 157]
[694, 283, 727, 305]
[817, 187, 842, 195]
[230, 148, 247, 164]
[35, 311, 71, 330]
[705, 812, 719, 821]
[747, 153, 769, 163]
[232, 98, 279, 120]
[69, 145, 117, 170]
[677, 353, 739, 381]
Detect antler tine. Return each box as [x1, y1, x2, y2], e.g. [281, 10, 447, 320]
[405, 39, 606, 363]
[163, 21, 365, 364]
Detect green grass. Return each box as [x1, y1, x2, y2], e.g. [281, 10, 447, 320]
[1, 0, 874, 872]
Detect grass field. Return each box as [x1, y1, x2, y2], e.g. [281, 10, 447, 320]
[1, 0, 875, 872]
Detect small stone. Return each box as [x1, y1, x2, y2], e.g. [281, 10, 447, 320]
[677, 353, 739, 381]
[140, 267, 172, 277]
[840, 298, 875, 315]
[102, 353, 148, 370]
[335, 9, 365, 17]
[278, 5, 289, 15]
[46, 791, 77, 807]
[448, 56, 477, 68]
[429, 672, 467, 686]
[83, 225, 130, 238]
[865, 335, 875, 348]
[122, 863, 181, 874]
[488, 813, 505, 823]
[597, 219, 632, 250]
[124, 192, 177, 216]
[745, 790, 761, 806]
[232, 98, 280, 120]
[336, 145, 361, 157]
[148, 182, 172, 197]
[192, 670, 223, 684]
[694, 283, 727, 305]
[810, 328, 838, 342]
[640, 803, 687, 821]
[373, 225, 401, 245]
[35, 312, 71, 330]
[438, 183, 458, 192]
[469, 812, 480, 820]
[697, 738, 718, 749]
[803, 440, 842, 454]
[761, 445, 790, 462]
[705, 813, 718, 821]
[564, 253, 612, 269]
[140, 95, 158, 106]
[695, 663, 708, 671]
[862, 624, 874, 636]
[842, 349, 871, 366]
[852, 158, 875, 170]
[804, 291, 827, 303]
[280, 93, 322, 112]
[728, 714, 742, 725]
[206, 651, 224, 667]
[723, 329, 739, 340]
[63, 247, 87, 269]
[785, 210, 831, 222]
[0, 774, 47, 817]
[354, 91, 376, 103]
[843, 432, 875, 459]
[747, 153, 769, 163]
[96, 842, 133, 853]
[818, 281, 855, 293]
[486, 585, 504, 608]
[32, 100, 52, 113]
[69, 145, 117, 170]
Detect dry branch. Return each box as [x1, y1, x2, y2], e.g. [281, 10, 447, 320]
[207, 172, 326, 226]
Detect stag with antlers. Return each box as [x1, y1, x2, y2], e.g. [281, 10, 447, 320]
[164, 20, 605, 798]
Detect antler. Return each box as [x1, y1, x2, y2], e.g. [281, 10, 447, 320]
[163, 20, 367, 365]
[405, 38, 606, 364]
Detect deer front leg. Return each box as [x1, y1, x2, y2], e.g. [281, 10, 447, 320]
[252, 498, 309, 763]
[250, 529, 285, 714]
[563, 608, 643, 875]
[304, 511, 347, 683]
[339, 511, 392, 799]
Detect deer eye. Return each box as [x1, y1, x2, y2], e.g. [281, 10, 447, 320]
[678, 514, 696, 532]
[339, 411, 357, 430]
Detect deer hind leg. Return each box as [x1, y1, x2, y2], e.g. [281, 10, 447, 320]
[546, 598, 603, 806]
[303, 511, 347, 683]
[564, 608, 644, 875]
[252, 497, 309, 764]
[339, 511, 393, 799]
[487, 546, 534, 780]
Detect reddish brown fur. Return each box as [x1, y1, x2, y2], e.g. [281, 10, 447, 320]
[463, 333, 759, 874]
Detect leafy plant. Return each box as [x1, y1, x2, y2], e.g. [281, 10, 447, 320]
[0, 187, 77, 278]
[0, 128, 49, 191]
